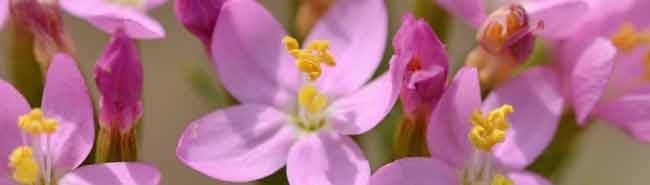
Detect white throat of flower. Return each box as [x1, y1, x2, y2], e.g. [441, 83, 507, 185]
[282, 36, 337, 133]
[9, 108, 60, 185]
[461, 105, 514, 185]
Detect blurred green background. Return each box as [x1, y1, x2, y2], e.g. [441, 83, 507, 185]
[1, 0, 649, 185]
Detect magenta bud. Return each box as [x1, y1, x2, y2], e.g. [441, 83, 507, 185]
[393, 14, 449, 117]
[174, 0, 225, 48]
[476, 4, 541, 63]
[95, 30, 143, 132]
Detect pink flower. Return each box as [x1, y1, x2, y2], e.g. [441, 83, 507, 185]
[0, 54, 159, 185]
[371, 66, 564, 185]
[60, 0, 167, 39]
[392, 13, 448, 117]
[551, 0, 650, 141]
[175, 0, 395, 184]
[174, 0, 226, 49]
[0, 0, 7, 29]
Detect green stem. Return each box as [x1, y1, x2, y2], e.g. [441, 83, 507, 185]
[392, 112, 431, 159]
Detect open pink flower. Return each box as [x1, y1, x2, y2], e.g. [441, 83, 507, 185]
[372, 66, 564, 185]
[0, 54, 159, 185]
[176, 0, 395, 184]
[60, 0, 167, 39]
[550, 0, 650, 141]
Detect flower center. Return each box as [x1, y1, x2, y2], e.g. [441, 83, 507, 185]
[461, 105, 514, 185]
[107, 0, 144, 8]
[610, 23, 650, 53]
[9, 108, 60, 185]
[283, 36, 337, 132]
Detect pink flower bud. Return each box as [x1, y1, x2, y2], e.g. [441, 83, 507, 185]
[95, 30, 143, 132]
[174, 0, 225, 48]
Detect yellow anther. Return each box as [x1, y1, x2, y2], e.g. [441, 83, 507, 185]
[18, 108, 59, 135]
[490, 174, 514, 185]
[8, 146, 40, 185]
[469, 105, 514, 151]
[298, 85, 328, 113]
[610, 23, 650, 52]
[283, 36, 336, 81]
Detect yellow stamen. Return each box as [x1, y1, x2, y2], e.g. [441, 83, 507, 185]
[490, 174, 514, 185]
[8, 146, 40, 185]
[469, 105, 514, 151]
[610, 23, 650, 52]
[298, 84, 328, 113]
[18, 108, 59, 135]
[283, 36, 336, 81]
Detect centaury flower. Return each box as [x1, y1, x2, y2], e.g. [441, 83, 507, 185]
[174, 0, 225, 49]
[0, 54, 160, 185]
[551, 0, 650, 141]
[176, 0, 395, 184]
[371, 67, 564, 185]
[60, 0, 167, 39]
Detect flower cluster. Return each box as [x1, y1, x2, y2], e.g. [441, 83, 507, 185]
[0, 0, 647, 184]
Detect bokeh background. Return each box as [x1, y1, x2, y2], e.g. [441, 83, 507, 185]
[1, 0, 649, 185]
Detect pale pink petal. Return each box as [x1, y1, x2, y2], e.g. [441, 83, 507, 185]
[427, 67, 481, 169]
[507, 171, 552, 185]
[58, 162, 160, 185]
[211, 0, 300, 109]
[287, 131, 370, 185]
[176, 104, 295, 182]
[370, 157, 457, 185]
[0, 0, 7, 29]
[433, 0, 486, 28]
[605, 46, 648, 96]
[60, 0, 165, 39]
[145, 0, 167, 10]
[571, 38, 616, 124]
[0, 176, 17, 185]
[486, 67, 564, 170]
[0, 80, 31, 176]
[525, 0, 589, 39]
[328, 72, 400, 135]
[593, 86, 650, 142]
[306, 0, 388, 98]
[41, 54, 95, 171]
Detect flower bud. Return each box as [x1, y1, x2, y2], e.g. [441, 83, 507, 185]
[10, 0, 75, 70]
[174, 0, 225, 49]
[95, 30, 143, 132]
[476, 4, 541, 63]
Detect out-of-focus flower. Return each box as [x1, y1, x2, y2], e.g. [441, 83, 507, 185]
[60, 0, 166, 39]
[371, 67, 564, 185]
[0, 54, 160, 185]
[10, 0, 75, 69]
[176, 0, 393, 184]
[391, 13, 449, 157]
[550, 0, 650, 142]
[438, 0, 588, 87]
[94, 29, 143, 162]
[295, 0, 335, 38]
[0, 0, 7, 29]
[174, 0, 225, 49]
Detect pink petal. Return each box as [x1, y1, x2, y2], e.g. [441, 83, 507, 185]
[433, 0, 486, 28]
[176, 104, 295, 182]
[328, 72, 400, 135]
[593, 86, 650, 142]
[60, 0, 165, 39]
[370, 157, 457, 185]
[486, 67, 564, 170]
[524, 0, 589, 39]
[145, 0, 167, 10]
[0, 176, 17, 185]
[287, 131, 370, 185]
[507, 171, 552, 185]
[306, 0, 388, 98]
[211, 0, 300, 109]
[0, 80, 31, 176]
[426, 67, 481, 169]
[571, 38, 616, 124]
[0, 0, 7, 29]
[42, 54, 95, 171]
[58, 162, 160, 185]
[605, 47, 648, 96]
